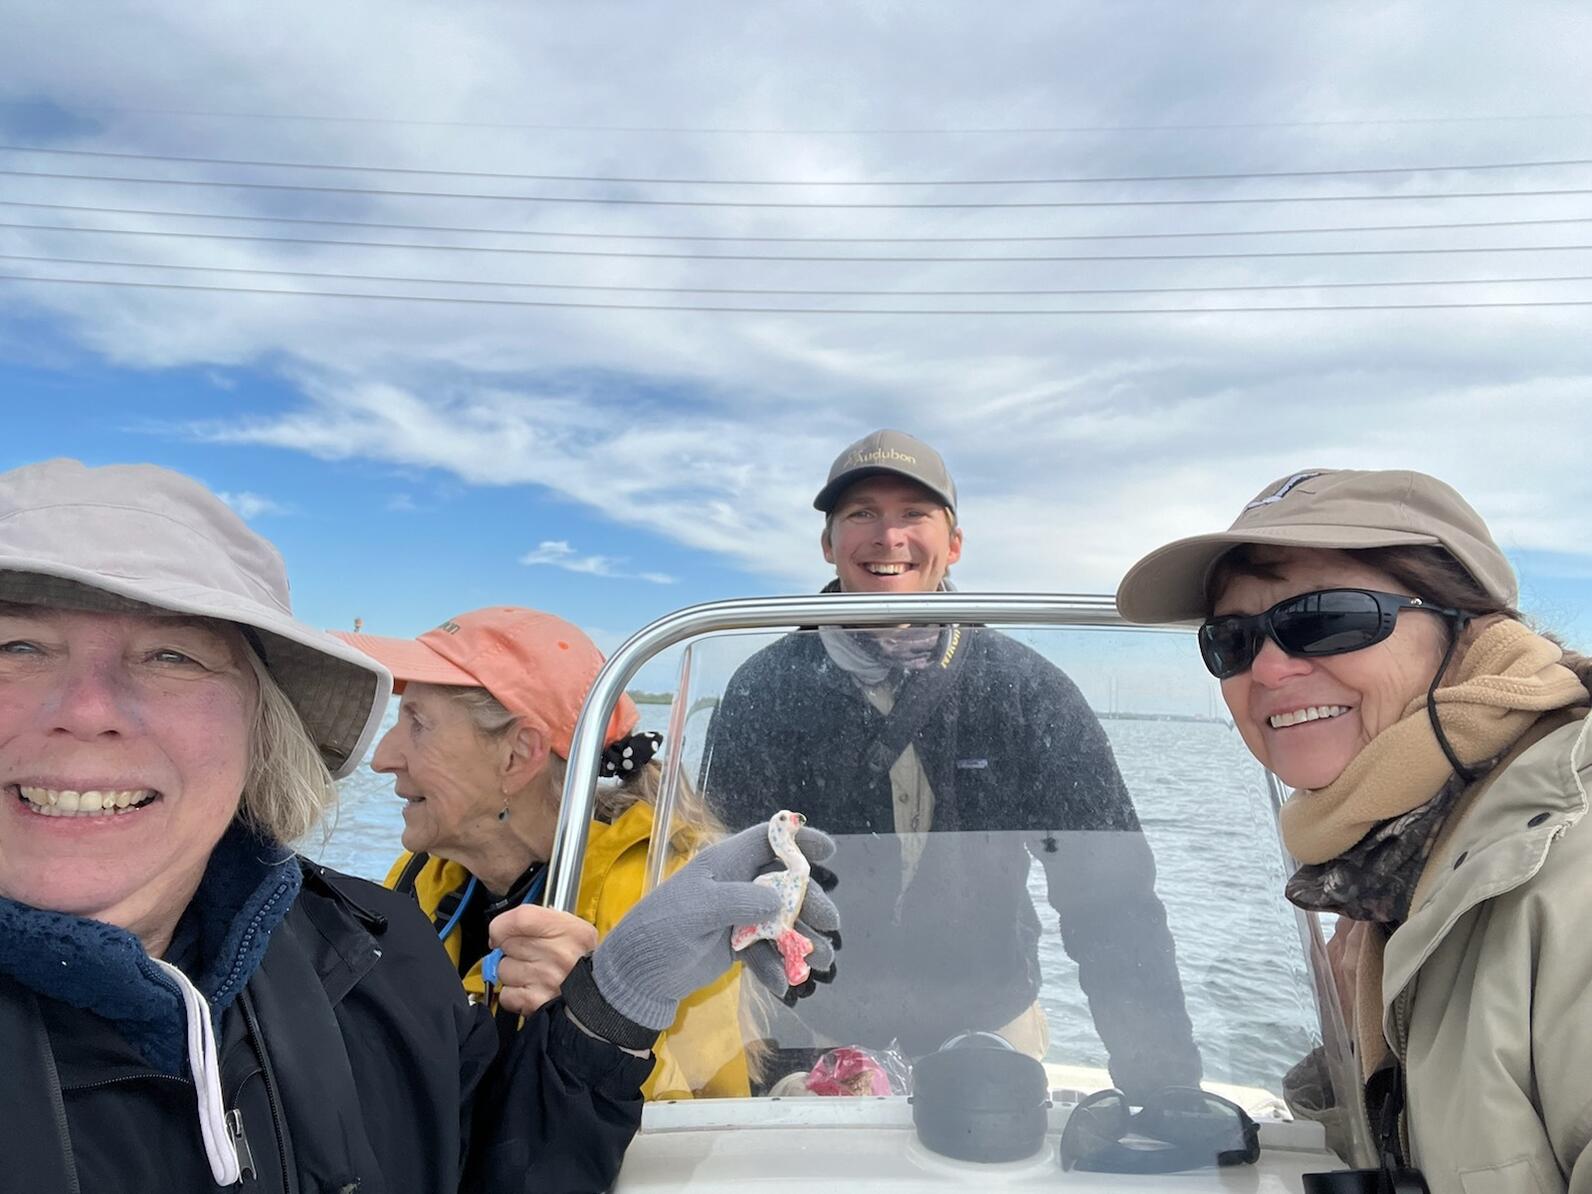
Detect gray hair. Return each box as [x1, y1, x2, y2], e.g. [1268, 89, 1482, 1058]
[440, 684, 722, 838]
[239, 648, 339, 844]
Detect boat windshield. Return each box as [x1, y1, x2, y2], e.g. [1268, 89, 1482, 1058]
[585, 617, 1368, 1165]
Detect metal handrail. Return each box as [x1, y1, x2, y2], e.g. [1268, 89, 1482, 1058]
[547, 591, 1134, 911]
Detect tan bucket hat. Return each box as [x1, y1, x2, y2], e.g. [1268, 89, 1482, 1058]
[1115, 468, 1518, 624]
[0, 459, 390, 778]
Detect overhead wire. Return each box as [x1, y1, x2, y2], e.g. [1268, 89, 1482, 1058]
[5, 142, 1592, 186]
[6, 249, 1590, 298]
[4, 98, 1590, 134]
[4, 217, 1592, 263]
[5, 271, 1590, 315]
[5, 166, 1592, 208]
[3, 198, 1591, 245]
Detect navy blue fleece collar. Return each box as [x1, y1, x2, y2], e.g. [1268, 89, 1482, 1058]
[0, 821, 301, 1073]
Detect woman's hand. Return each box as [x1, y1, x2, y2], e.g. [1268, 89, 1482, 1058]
[582, 821, 840, 1032]
[488, 905, 599, 1016]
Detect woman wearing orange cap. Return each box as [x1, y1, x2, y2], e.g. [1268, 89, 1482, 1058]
[340, 607, 760, 1099]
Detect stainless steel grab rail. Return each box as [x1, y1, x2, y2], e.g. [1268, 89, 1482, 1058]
[547, 591, 1138, 911]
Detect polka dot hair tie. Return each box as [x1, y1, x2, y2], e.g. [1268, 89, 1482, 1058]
[600, 730, 663, 778]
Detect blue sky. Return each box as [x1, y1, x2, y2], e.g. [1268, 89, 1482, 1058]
[2, 1, 1590, 653]
[1, 357, 763, 645]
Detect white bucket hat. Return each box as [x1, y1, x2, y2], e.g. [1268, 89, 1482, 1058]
[0, 459, 390, 778]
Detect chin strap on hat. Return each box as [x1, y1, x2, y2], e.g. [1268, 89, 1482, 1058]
[600, 731, 663, 778]
[1426, 614, 1478, 786]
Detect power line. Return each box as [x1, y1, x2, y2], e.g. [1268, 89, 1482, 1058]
[6, 165, 1592, 209]
[6, 198, 1591, 245]
[4, 98, 1590, 135]
[5, 271, 1590, 315]
[5, 217, 1592, 264]
[7, 142, 1592, 186]
[7, 249, 1589, 297]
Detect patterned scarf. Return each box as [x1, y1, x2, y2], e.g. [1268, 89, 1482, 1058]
[817, 577, 955, 688]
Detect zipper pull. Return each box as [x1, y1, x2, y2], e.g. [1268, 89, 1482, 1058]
[226, 1108, 258, 1183]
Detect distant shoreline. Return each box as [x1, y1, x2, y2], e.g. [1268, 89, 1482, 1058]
[627, 690, 1227, 726]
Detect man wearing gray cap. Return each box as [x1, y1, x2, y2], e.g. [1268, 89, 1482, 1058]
[700, 430, 1201, 1098]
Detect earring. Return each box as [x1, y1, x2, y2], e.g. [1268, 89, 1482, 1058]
[497, 797, 510, 823]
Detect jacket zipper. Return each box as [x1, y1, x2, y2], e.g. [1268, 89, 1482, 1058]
[215, 877, 296, 1009]
[61, 1072, 192, 1093]
[227, 1109, 258, 1182]
[1388, 988, 1414, 1164]
[63, 1069, 259, 1183]
[240, 990, 292, 1190]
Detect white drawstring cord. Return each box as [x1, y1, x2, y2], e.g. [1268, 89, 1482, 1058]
[153, 959, 244, 1186]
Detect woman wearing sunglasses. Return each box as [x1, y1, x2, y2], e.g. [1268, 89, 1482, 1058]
[1116, 469, 1592, 1194]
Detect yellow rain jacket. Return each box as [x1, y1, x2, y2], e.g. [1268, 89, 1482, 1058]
[385, 802, 750, 1100]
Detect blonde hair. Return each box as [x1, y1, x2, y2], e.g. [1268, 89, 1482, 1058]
[238, 648, 340, 844]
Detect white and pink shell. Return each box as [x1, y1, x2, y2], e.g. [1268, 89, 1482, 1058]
[729, 809, 815, 986]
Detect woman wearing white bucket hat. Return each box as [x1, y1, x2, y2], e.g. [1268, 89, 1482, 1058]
[0, 458, 836, 1192]
[1117, 468, 1592, 1193]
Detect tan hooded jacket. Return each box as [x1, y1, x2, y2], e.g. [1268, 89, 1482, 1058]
[1380, 711, 1592, 1193]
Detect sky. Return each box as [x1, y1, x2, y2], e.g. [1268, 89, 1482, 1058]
[2, 0, 1590, 662]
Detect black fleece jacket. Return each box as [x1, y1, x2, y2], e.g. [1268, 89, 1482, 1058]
[1, 858, 648, 1194]
[699, 625, 1201, 1097]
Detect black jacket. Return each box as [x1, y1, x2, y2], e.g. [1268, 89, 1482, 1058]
[699, 625, 1201, 1096]
[1, 852, 648, 1194]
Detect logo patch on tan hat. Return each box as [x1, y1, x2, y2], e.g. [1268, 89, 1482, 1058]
[1244, 470, 1327, 511]
[846, 447, 918, 468]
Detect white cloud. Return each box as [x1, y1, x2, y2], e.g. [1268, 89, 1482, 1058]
[5, 2, 1592, 607]
[216, 490, 289, 519]
[521, 540, 675, 585]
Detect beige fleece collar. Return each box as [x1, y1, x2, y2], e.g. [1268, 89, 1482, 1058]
[1279, 620, 1586, 866]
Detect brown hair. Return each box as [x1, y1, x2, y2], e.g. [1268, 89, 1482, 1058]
[1207, 544, 1592, 699]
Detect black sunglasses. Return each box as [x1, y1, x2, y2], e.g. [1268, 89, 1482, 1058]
[1058, 1086, 1260, 1174]
[1198, 588, 1468, 681]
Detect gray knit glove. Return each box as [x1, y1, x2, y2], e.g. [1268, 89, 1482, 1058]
[585, 821, 840, 1031]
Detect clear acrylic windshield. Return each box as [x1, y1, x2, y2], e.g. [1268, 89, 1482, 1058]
[595, 618, 1367, 1163]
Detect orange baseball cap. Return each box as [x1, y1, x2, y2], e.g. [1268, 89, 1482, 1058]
[336, 607, 638, 758]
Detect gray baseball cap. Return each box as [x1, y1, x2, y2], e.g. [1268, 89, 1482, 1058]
[0, 459, 391, 778]
[812, 428, 957, 513]
[1116, 468, 1518, 623]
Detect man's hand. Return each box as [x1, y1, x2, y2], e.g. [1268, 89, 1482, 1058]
[488, 905, 599, 1016]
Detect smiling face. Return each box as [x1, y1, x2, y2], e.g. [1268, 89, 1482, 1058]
[370, 683, 518, 860]
[1212, 548, 1451, 791]
[0, 606, 257, 945]
[822, 475, 962, 594]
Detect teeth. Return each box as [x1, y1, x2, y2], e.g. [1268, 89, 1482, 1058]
[1269, 705, 1350, 729]
[17, 785, 156, 818]
[865, 563, 909, 575]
